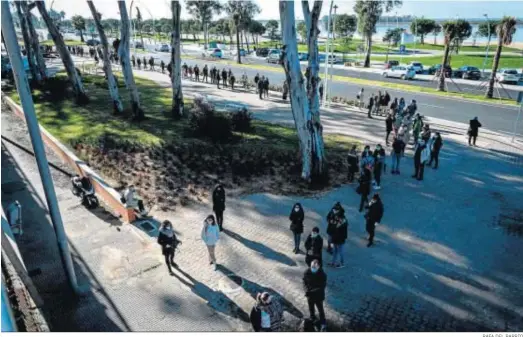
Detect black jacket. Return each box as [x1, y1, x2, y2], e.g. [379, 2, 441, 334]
[158, 231, 178, 255]
[358, 168, 371, 196]
[212, 187, 226, 212]
[414, 144, 425, 164]
[289, 209, 304, 234]
[250, 305, 263, 332]
[347, 153, 359, 173]
[303, 268, 327, 301]
[385, 116, 393, 132]
[304, 235, 323, 258]
[432, 136, 443, 151]
[330, 218, 348, 245]
[326, 207, 344, 236]
[366, 199, 384, 223]
[392, 139, 405, 154]
[469, 119, 482, 137]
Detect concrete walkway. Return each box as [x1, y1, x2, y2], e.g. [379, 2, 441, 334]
[3, 67, 523, 331]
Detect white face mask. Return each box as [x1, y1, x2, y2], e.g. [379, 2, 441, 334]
[311, 232, 318, 238]
[294, 207, 300, 212]
[311, 267, 319, 273]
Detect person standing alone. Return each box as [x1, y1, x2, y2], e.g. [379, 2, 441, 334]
[427, 132, 443, 169]
[365, 194, 384, 247]
[289, 203, 305, 254]
[157, 220, 180, 275]
[303, 260, 327, 331]
[201, 215, 220, 270]
[328, 211, 348, 269]
[212, 184, 226, 231]
[468, 117, 482, 146]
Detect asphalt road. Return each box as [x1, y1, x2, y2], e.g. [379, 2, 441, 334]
[137, 51, 522, 137]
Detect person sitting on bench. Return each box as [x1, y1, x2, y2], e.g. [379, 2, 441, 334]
[122, 185, 146, 216]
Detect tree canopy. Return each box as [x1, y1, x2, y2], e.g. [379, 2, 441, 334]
[265, 20, 279, 40]
[410, 17, 437, 44]
[334, 14, 357, 42]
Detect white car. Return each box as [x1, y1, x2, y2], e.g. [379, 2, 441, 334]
[267, 49, 281, 64]
[383, 66, 416, 80]
[408, 62, 424, 74]
[496, 69, 519, 84]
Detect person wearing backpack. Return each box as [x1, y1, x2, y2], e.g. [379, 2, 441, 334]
[326, 202, 344, 254]
[304, 227, 323, 267]
[289, 203, 305, 254]
[158, 220, 180, 275]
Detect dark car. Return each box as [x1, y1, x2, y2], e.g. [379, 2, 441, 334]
[86, 39, 100, 46]
[454, 66, 481, 80]
[255, 48, 269, 58]
[385, 60, 399, 69]
[429, 64, 452, 77]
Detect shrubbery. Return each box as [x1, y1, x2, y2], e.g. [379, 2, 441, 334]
[188, 96, 233, 143]
[230, 107, 252, 132]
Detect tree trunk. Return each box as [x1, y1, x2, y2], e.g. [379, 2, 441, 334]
[433, 33, 437, 45]
[80, 30, 85, 42]
[171, 0, 184, 118]
[36, 1, 87, 103]
[486, 37, 503, 99]
[87, 1, 123, 114]
[15, 2, 40, 83]
[202, 23, 208, 49]
[438, 38, 451, 91]
[420, 34, 424, 44]
[244, 29, 250, 53]
[117, 0, 143, 120]
[235, 21, 241, 64]
[279, 0, 323, 182]
[364, 32, 372, 68]
[20, 2, 47, 81]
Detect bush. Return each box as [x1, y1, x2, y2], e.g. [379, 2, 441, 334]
[231, 107, 252, 132]
[188, 97, 232, 143]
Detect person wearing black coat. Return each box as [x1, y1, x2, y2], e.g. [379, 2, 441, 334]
[373, 145, 386, 190]
[194, 65, 200, 81]
[216, 72, 221, 89]
[390, 97, 398, 115]
[157, 220, 180, 274]
[142, 56, 147, 70]
[221, 69, 228, 87]
[385, 114, 394, 145]
[427, 132, 443, 169]
[202, 65, 209, 82]
[468, 117, 482, 146]
[137, 57, 141, 69]
[263, 77, 270, 98]
[212, 184, 226, 231]
[258, 77, 264, 99]
[289, 203, 305, 253]
[347, 145, 359, 182]
[250, 292, 273, 332]
[358, 167, 372, 212]
[326, 202, 344, 254]
[367, 96, 374, 119]
[365, 194, 384, 247]
[304, 227, 323, 267]
[303, 260, 327, 331]
[328, 214, 348, 268]
[160, 60, 165, 73]
[254, 73, 260, 93]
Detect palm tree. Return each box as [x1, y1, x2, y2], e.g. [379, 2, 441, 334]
[20, 2, 47, 80]
[185, 1, 222, 49]
[71, 15, 86, 42]
[486, 16, 517, 99]
[438, 21, 460, 92]
[135, 7, 145, 49]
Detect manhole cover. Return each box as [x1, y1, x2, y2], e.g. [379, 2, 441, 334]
[218, 274, 243, 294]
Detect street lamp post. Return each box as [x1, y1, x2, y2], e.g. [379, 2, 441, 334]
[328, 4, 337, 108]
[481, 14, 490, 77]
[413, 16, 417, 56]
[322, 1, 334, 107]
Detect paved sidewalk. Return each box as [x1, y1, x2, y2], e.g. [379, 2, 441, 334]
[3, 68, 523, 331]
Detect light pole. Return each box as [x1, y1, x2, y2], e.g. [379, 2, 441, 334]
[412, 16, 417, 56]
[481, 14, 490, 77]
[322, 1, 334, 107]
[328, 4, 337, 108]
[129, 1, 136, 53]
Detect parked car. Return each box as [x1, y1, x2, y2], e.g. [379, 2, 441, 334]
[382, 66, 416, 80]
[408, 61, 424, 74]
[134, 41, 144, 49]
[318, 53, 338, 64]
[429, 64, 453, 77]
[384, 60, 399, 69]
[267, 49, 281, 64]
[239, 48, 247, 56]
[156, 44, 170, 52]
[496, 69, 520, 84]
[255, 48, 269, 57]
[86, 39, 100, 46]
[454, 66, 482, 80]
[298, 52, 309, 61]
[206, 48, 223, 58]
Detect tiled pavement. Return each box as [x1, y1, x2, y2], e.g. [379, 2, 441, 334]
[2, 71, 523, 331]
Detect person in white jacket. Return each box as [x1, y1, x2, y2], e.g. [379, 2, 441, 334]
[201, 214, 220, 270]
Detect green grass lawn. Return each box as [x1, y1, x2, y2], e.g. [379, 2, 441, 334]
[402, 42, 522, 53]
[40, 39, 85, 47]
[5, 73, 357, 152]
[371, 53, 523, 69]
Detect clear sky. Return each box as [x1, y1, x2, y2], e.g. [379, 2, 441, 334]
[48, 0, 523, 21]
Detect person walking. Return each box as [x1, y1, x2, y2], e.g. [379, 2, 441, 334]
[357, 88, 364, 108]
[385, 114, 394, 146]
[358, 167, 372, 212]
[373, 144, 385, 190]
[468, 117, 482, 146]
[160, 60, 165, 73]
[347, 145, 359, 183]
[365, 194, 384, 247]
[289, 203, 305, 254]
[367, 96, 374, 119]
[167, 62, 172, 78]
[212, 184, 226, 231]
[258, 76, 264, 100]
[254, 73, 260, 93]
[427, 132, 443, 169]
[328, 211, 348, 269]
[250, 292, 284, 332]
[412, 139, 430, 181]
[326, 202, 344, 254]
[304, 227, 323, 267]
[201, 215, 220, 270]
[282, 80, 289, 100]
[303, 260, 327, 332]
[221, 68, 228, 87]
[157, 220, 180, 275]
[390, 136, 405, 175]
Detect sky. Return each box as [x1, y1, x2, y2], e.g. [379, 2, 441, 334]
[47, 0, 523, 21]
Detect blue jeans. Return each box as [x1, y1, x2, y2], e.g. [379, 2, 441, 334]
[293, 233, 301, 250]
[332, 243, 344, 265]
[391, 152, 401, 171]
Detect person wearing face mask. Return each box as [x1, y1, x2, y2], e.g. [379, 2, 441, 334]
[250, 292, 284, 332]
[360, 145, 375, 173]
[158, 220, 180, 275]
[373, 144, 386, 190]
[390, 136, 405, 175]
[326, 202, 344, 254]
[303, 259, 327, 331]
[304, 227, 324, 267]
[289, 203, 305, 254]
[365, 194, 384, 247]
[212, 184, 226, 231]
[328, 209, 348, 269]
[201, 215, 220, 270]
[357, 167, 372, 212]
[347, 145, 359, 183]
[427, 132, 443, 169]
[412, 139, 430, 181]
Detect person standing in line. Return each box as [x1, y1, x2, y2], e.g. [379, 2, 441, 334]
[230, 72, 236, 90]
[264, 77, 270, 98]
[201, 215, 220, 270]
[304, 227, 323, 267]
[142, 56, 147, 70]
[383, 91, 391, 110]
[149, 56, 155, 71]
[390, 97, 398, 116]
[202, 64, 209, 83]
[157, 220, 179, 275]
[412, 114, 423, 145]
[289, 203, 305, 254]
[303, 260, 327, 332]
[250, 292, 284, 332]
[365, 194, 384, 247]
[326, 202, 343, 254]
[427, 132, 443, 169]
[258, 76, 265, 100]
[373, 93, 381, 115]
[347, 145, 359, 183]
[188, 66, 193, 80]
[468, 117, 482, 146]
[319, 80, 324, 101]
[212, 184, 226, 231]
[282, 80, 289, 100]
[360, 145, 375, 174]
[216, 71, 221, 89]
[160, 60, 165, 73]
[358, 166, 372, 212]
[398, 97, 406, 114]
[357, 88, 365, 108]
[194, 64, 200, 82]
[131, 55, 136, 68]
[137, 57, 141, 69]
[385, 113, 394, 146]
[412, 139, 429, 181]
[373, 144, 385, 190]
[222, 68, 228, 87]
[390, 136, 405, 175]
[254, 73, 260, 93]
[367, 96, 374, 119]
[328, 210, 348, 269]
[420, 124, 431, 143]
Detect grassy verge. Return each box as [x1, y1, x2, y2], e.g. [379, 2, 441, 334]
[402, 42, 522, 53]
[40, 39, 85, 47]
[371, 54, 523, 69]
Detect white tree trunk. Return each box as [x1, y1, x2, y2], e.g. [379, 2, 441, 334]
[117, 0, 143, 120]
[171, 0, 183, 118]
[36, 1, 87, 103]
[15, 2, 40, 83]
[87, 1, 123, 114]
[21, 2, 47, 81]
[279, 0, 325, 182]
[301, 0, 326, 179]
